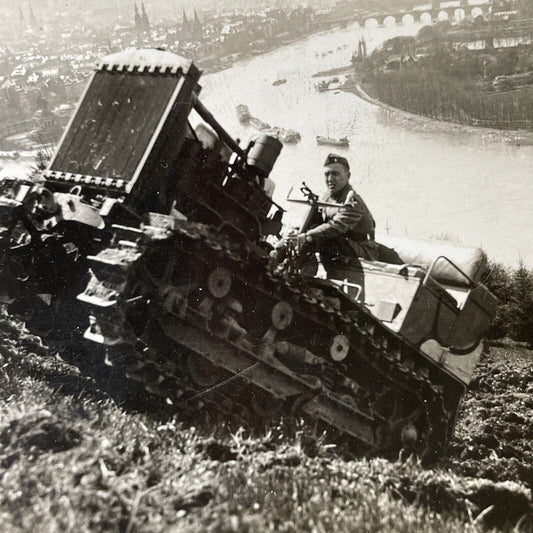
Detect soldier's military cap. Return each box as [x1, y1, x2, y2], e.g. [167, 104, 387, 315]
[324, 153, 349, 170]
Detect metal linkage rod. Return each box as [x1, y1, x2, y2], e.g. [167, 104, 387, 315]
[192, 94, 246, 158]
[183, 361, 260, 405]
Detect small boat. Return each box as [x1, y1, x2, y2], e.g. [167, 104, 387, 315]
[272, 78, 287, 86]
[236, 104, 251, 123]
[278, 129, 301, 144]
[316, 136, 349, 147]
[505, 135, 533, 146]
[249, 117, 271, 131]
[315, 80, 329, 92]
[0, 151, 20, 160]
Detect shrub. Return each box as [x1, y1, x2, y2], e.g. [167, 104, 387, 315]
[482, 260, 533, 345]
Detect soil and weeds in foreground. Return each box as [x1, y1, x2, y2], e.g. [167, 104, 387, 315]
[0, 314, 532, 532]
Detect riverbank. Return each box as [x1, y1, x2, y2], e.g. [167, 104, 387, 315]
[311, 64, 355, 78]
[338, 25, 533, 138]
[360, 69, 533, 132]
[340, 67, 533, 143]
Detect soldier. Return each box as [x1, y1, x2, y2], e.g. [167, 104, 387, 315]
[273, 153, 381, 277]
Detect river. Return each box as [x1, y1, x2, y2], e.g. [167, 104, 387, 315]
[199, 22, 533, 268]
[2, 22, 532, 268]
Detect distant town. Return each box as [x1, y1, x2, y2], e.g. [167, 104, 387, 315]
[2, 0, 533, 152]
[0, 0, 359, 151]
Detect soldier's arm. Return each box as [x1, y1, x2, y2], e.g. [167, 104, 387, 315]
[304, 203, 364, 245]
[300, 204, 324, 233]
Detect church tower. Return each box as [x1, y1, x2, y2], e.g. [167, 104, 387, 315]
[192, 8, 202, 40]
[19, 6, 26, 28]
[134, 3, 142, 33]
[29, 1, 38, 29]
[141, 2, 150, 33]
[182, 9, 192, 40]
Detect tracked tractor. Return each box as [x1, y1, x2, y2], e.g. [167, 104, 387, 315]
[0, 49, 496, 458]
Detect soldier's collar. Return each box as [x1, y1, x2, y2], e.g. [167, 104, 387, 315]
[331, 184, 352, 202]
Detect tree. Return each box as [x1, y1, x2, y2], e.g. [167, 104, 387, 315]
[482, 260, 514, 339]
[509, 260, 533, 344]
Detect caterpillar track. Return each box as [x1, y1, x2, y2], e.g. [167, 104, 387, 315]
[0, 49, 496, 459]
[79, 218, 452, 457]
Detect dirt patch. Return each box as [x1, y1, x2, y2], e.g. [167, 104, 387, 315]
[201, 438, 238, 462]
[0, 409, 82, 467]
[446, 347, 533, 491]
[1, 308, 533, 531]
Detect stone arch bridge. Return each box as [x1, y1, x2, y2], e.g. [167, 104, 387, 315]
[332, 2, 493, 27]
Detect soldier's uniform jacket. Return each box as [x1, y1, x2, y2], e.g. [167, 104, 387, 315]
[305, 183, 377, 264]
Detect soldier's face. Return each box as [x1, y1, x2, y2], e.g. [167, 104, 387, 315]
[324, 163, 350, 194]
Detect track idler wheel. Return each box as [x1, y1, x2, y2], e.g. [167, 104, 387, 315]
[207, 267, 232, 298]
[330, 334, 350, 362]
[271, 301, 293, 330]
[400, 422, 418, 450]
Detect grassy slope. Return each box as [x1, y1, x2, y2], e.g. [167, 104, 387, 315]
[0, 314, 532, 533]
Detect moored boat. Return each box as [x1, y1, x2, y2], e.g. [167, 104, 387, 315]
[249, 117, 271, 131]
[0, 151, 20, 160]
[279, 129, 301, 144]
[315, 80, 329, 92]
[237, 104, 252, 124]
[272, 78, 287, 86]
[316, 136, 349, 147]
[236, 104, 251, 123]
[505, 135, 533, 146]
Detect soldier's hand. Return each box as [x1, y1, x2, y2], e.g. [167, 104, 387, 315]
[280, 234, 307, 255]
[296, 233, 308, 254]
[269, 233, 312, 269]
[296, 233, 314, 254]
[269, 237, 291, 269]
[278, 233, 297, 248]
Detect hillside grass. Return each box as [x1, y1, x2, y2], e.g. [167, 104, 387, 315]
[0, 315, 532, 532]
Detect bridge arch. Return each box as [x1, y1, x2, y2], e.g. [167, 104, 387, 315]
[383, 15, 397, 26]
[420, 12, 432, 24]
[454, 8, 465, 21]
[364, 18, 379, 27]
[437, 10, 449, 21]
[402, 13, 414, 25]
[471, 6, 483, 18]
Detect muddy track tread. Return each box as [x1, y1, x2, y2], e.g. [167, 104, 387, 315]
[105, 341, 261, 428]
[82, 221, 450, 452]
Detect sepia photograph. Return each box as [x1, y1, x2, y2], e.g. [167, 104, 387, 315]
[0, 0, 532, 531]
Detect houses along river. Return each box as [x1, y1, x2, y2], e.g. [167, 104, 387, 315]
[200, 22, 533, 268]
